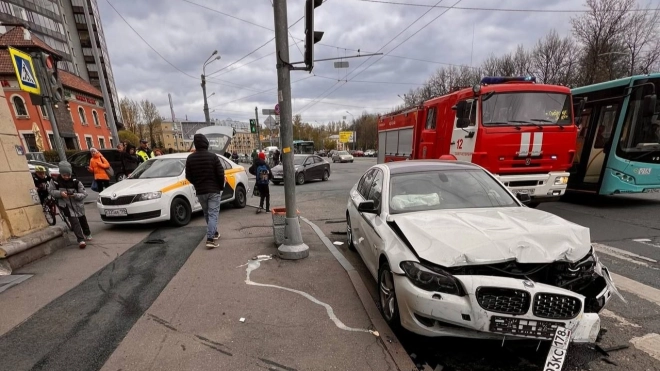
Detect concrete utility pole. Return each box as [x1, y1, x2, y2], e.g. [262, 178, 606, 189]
[273, 0, 309, 259]
[81, 0, 119, 146]
[44, 97, 66, 161]
[202, 51, 221, 125]
[31, 53, 66, 161]
[255, 106, 261, 149]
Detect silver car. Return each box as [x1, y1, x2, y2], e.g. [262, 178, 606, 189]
[332, 151, 354, 163]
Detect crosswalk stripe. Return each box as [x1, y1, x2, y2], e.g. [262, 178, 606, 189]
[610, 272, 660, 307]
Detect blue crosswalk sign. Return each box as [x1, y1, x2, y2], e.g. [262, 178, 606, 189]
[8, 47, 40, 95]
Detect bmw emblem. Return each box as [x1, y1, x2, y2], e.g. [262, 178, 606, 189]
[111, 193, 117, 199]
[525, 158, 531, 165]
[523, 280, 535, 288]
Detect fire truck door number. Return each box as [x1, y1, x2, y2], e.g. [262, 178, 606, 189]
[456, 139, 463, 149]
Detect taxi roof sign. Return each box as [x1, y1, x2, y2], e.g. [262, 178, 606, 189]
[8, 47, 40, 95]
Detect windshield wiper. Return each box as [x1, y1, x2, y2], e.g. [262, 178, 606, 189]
[510, 120, 543, 130]
[487, 122, 521, 130]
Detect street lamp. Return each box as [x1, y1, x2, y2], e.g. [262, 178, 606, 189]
[397, 94, 406, 103]
[346, 111, 356, 151]
[202, 51, 221, 124]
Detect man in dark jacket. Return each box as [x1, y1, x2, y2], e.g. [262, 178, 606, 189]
[185, 134, 225, 249]
[249, 152, 273, 213]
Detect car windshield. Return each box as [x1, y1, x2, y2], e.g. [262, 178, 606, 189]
[130, 159, 186, 179]
[389, 170, 518, 214]
[482, 92, 572, 126]
[293, 156, 307, 165]
[338, 151, 349, 155]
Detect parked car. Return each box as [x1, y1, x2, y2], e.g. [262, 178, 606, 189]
[353, 150, 364, 157]
[67, 149, 125, 186]
[332, 151, 354, 163]
[364, 149, 376, 157]
[96, 153, 248, 226]
[28, 160, 59, 178]
[346, 160, 618, 343]
[271, 154, 330, 185]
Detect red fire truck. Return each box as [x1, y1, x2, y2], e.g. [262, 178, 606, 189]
[378, 76, 581, 205]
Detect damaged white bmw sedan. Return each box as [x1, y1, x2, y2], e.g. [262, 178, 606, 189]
[346, 160, 621, 343]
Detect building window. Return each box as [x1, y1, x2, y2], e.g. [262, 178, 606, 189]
[92, 110, 100, 126]
[40, 105, 48, 119]
[109, 137, 114, 148]
[48, 134, 55, 149]
[22, 133, 38, 152]
[85, 136, 93, 149]
[12, 95, 28, 117]
[99, 137, 105, 149]
[78, 107, 87, 125]
[104, 113, 108, 127]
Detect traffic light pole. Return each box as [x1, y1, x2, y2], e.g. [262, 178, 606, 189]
[82, 0, 119, 146]
[254, 106, 261, 149]
[44, 96, 66, 163]
[273, 0, 309, 260]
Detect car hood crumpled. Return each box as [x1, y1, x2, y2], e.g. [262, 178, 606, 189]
[389, 207, 592, 267]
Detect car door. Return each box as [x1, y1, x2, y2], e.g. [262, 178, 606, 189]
[315, 156, 327, 178]
[68, 151, 93, 185]
[302, 156, 314, 180]
[449, 98, 478, 162]
[350, 169, 376, 264]
[360, 169, 385, 277]
[218, 156, 235, 201]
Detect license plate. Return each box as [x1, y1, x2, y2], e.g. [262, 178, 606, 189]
[544, 327, 571, 371]
[643, 188, 660, 193]
[515, 189, 535, 195]
[490, 316, 562, 339]
[105, 209, 127, 217]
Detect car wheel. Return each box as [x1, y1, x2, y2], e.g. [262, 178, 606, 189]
[296, 172, 305, 185]
[378, 261, 401, 329]
[350, 160, 354, 163]
[170, 197, 192, 226]
[233, 184, 247, 208]
[322, 170, 329, 181]
[116, 173, 127, 182]
[346, 214, 356, 251]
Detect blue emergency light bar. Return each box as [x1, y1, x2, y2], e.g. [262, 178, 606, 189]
[480, 76, 537, 85]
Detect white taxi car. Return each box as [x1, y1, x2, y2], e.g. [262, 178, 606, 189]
[97, 153, 248, 226]
[347, 160, 619, 344]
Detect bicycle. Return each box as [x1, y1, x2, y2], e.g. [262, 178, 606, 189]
[42, 195, 71, 231]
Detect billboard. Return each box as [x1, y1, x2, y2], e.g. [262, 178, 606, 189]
[339, 131, 354, 143]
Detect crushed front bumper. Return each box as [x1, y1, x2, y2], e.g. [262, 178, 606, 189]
[394, 274, 607, 343]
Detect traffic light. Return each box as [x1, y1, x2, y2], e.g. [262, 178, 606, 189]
[249, 119, 256, 133]
[41, 53, 62, 102]
[304, 0, 324, 71]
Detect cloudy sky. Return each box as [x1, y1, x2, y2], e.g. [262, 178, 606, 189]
[97, 0, 594, 125]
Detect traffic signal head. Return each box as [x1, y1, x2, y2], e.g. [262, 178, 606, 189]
[249, 119, 256, 133]
[42, 53, 62, 102]
[304, 0, 324, 71]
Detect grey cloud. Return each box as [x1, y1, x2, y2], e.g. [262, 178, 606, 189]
[98, 0, 593, 124]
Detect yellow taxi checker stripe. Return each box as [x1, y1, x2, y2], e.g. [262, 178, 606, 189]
[225, 167, 244, 175]
[161, 180, 190, 193]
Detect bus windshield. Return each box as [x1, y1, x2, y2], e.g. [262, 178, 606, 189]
[482, 92, 572, 127]
[617, 78, 660, 159]
[293, 141, 315, 154]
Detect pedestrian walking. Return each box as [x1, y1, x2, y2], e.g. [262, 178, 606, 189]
[88, 148, 111, 192]
[119, 143, 138, 178]
[185, 134, 225, 249]
[49, 161, 90, 248]
[249, 152, 272, 213]
[273, 149, 281, 167]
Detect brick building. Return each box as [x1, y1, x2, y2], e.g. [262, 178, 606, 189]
[0, 26, 110, 153]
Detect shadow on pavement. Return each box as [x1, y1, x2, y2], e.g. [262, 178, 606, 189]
[559, 192, 660, 209]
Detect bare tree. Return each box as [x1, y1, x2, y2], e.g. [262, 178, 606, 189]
[119, 97, 141, 135]
[140, 100, 161, 148]
[622, 2, 660, 75]
[571, 0, 635, 84]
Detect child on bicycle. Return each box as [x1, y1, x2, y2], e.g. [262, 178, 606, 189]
[32, 165, 52, 205]
[49, 161, 89, 249]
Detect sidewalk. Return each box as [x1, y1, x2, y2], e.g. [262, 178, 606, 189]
[100, 206, 405, 371]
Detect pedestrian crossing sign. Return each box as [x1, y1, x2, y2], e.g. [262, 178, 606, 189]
[8, 47, 40, 95]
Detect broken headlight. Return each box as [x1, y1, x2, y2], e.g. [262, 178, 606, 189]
[400, 261, 465, 296]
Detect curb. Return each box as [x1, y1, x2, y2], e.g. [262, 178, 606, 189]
[301, 217, 417, 371]
[0, 225, 68, 272]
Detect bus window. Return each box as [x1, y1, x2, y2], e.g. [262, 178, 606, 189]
[575, 108, 592, 164]
[594, 105, 618, 149]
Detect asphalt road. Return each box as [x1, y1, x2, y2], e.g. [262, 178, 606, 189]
[258, 157, 660, 371]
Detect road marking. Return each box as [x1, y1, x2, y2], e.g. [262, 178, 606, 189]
[610, 272, 660, 307]
[593, 243, 658, 268]
[630, 333, 660, 361]
[599, 309, 641, 328]
[632, 238, 660, 249]
[632, 238, 652, 242]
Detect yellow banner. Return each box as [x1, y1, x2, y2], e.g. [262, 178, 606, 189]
[339, 131, 353, 143]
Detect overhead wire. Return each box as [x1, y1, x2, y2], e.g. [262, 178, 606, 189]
[356, 0, 659, 13]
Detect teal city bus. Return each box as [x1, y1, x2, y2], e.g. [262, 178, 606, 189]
[569, 74, 659, 195]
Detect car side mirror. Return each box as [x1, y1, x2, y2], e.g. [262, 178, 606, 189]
[516, 192, 532, 205]
[358, 200, 377, 214]
[643, 94, 657, 117]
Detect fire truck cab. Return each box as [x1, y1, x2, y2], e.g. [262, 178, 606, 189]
[378, 76, 579, 205]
